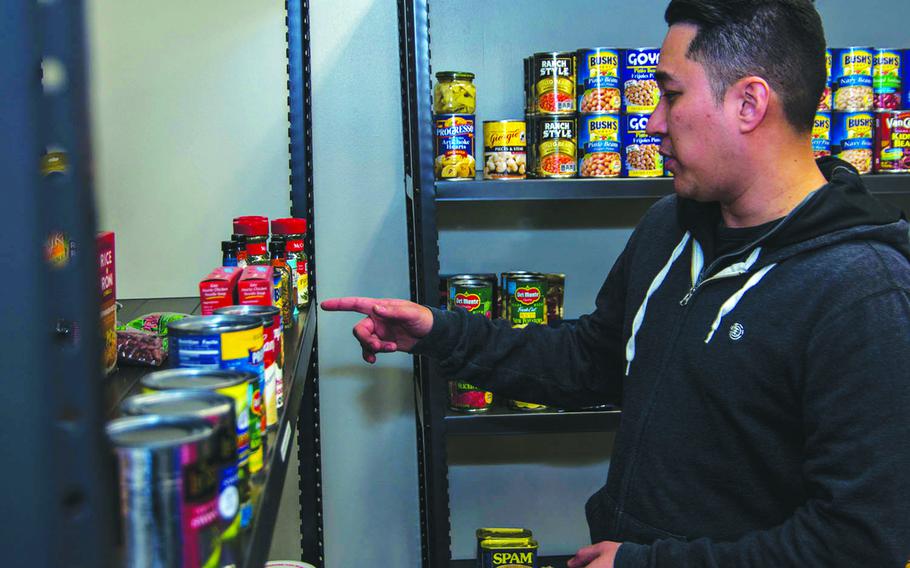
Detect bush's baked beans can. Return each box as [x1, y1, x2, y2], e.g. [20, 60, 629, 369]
[533, 51, 576, 115]
[434, 114, 476, 180]
[577, 47, 621, 113]
[621, 48, 661, 114]
[819, 48, 833, 111]
[483, 121, 527, 180]
[578, 113, 621, 178]
[533, 115, 577, 178]
[832, 47, 874, 111]
[621, 113, 663, 177]
[873, 49, 903, 111]
[874, 111, 910, 173]
[831, 111, 874, 174]
[812, 111, 832, 159]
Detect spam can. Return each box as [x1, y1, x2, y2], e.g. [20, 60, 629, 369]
[506, 273, 548, 328]
[873, 48, 903, 111]
[435, 114, 476, 180]
[621, 113, 663, 177]
[831, 111, 874, 174]
[621, 48, 661, 113]
[107, 414, 219, 568]
[476, 529, 533, 567]
[480, 537, 539, 568]
[819, 48, 833, 111]
[578, 113, 621, 178]
[577, 47, 621, 113]
[874, 111, 910, 173]
[533, 115, 577, 178]
[812, 111, 832, 159]
[533, 51, 576, 114]
[831, 47, 874, 111]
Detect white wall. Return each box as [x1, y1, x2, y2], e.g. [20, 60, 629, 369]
[88, 0, 293, 299]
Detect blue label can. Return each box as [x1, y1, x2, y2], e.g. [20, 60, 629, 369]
[831, 47, 874, 111]
[434, 114, 476, 180]
[577, 47, 621, 113]
[578, 113, 621, 177]
[812, 111, 832, 159]
[830, 111, 874, 174]
[621, 113, 663, 177]
[620, 48, 661, 114]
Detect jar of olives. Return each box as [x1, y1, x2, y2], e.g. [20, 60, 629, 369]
[434, 71, 476, 114]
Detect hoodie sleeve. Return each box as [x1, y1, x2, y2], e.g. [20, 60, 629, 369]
[614, 287, 910, 567]
[410, 243, 632, 409]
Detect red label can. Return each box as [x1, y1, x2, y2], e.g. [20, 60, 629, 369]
[874, 111, 910, 173]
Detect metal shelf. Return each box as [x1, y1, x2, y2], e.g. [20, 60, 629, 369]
[445, 407, 622, 436]
[451, 555, 573, 567]
[436, 174, 910, 202]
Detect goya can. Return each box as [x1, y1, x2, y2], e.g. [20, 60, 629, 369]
[875, 111, 910, 173]
[480, 537, 539, 568]
[533, 51, 576, 115]
[621, 113, 663, 177]
[832, 47, 874, 111]
[483, 120, 527, 180]
[449, 277, 495, 319]
[812, 111, 832, 159]
[831, 111, 874, 174]
[435, 114, 476, 180]
[107, 414, 219, 568]
[140, 368, 260, 531]
[507, 273, 548, 328]
[819, 48, 833, 111]
[533, 115, 577, 178]
[578, 113, 621, 178]
[121, 390, 243, 566]
[448, 380, 493, 413]
[476, 529, 533, 568]
[621, 48, 661, 113]
[577, 47, 621, 113]
[873, 48, 903, 111]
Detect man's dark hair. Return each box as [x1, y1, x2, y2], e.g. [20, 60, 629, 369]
[665, 0, 826, 133]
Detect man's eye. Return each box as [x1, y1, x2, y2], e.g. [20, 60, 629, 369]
[662, 91, 680, 101]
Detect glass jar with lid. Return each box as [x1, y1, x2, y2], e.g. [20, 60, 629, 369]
[233, 216, 270, 265]
[434, 71, 476, 114]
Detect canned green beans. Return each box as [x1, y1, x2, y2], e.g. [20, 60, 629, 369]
[448, 276, 495, 319]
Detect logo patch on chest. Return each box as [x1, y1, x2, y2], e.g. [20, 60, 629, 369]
[729, 322, 745, 341]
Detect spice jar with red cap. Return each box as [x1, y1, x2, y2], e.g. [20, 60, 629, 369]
[233, 216, 270, 266]
[271, 217, 309, 309]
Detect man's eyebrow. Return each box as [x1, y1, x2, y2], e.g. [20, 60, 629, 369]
[655, 70, 676, 85]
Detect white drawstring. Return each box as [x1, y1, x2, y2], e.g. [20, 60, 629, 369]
[704, 263, 777, 343]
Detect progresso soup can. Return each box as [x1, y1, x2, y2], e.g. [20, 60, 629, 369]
[621, 48, 661, 114]
[121, 390, 243, 566]
[533, 51, 576, 114]
[875, 111, 910, 173]
[577, 47, 621, 113]
[434, 114, 476, 180]
[578, 113, 621, 178]
[831, 47, 874, 111]
[107, 414, 219, 568]
[873, 48, 904, 111]
[533, 115, 577, 178]
[621, 113, 663, 177]
[819, 48, 833, 111]
[812, 111, 832, 159]
[831, 111, 874, 174]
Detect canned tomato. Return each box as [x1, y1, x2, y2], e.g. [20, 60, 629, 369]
[873, 49, 903, 111]
[621, 48, 661, 114]
[832, 47, 874, 111]
[533, 115, 577, 178]
[507, 274, 548, 328]
[533, 51, 576, 114]
[812, 111, 832, 159]
[448, 277, 494, 319]
[819, 48, 833, 111]
[621, 113, 663, 177]
[831, 111, 874, 174]
[107, 414, 219, 568]
[480, 537, 539, 568]
[577, 47, 621, 113]
[875, 111, 910, 173]
[578, 113, 621, 178]
[483, 120, 527, 180]
[435, 114, 476, 180]
[449, 380, 493, 413]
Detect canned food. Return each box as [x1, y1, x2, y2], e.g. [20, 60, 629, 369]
[509, 400, 549, 412]
[875, 111, 910, 173]
[449, 381, 493, 413]
[499, 271, 538, 321]
[506, 274, 548, 328]
[121, 390, 243, 565]
[476, 529, 533, 568]
[621, 48, 661, 114]
[577, 48, 621, 113]
[873, 49, 903, 111]
[480, 537, 539, 568]
[533, 51, 576, 114]
[533, 115, 577, 178]
[831, 111, 874, 174]
[524, 57, 533, 113]
[435, 114, 476, 180]
[434, 71, 476, 114]
[832, 47, 874, 111]
[578, 113, 621, 178]
[545, 273, 566, 324]
[621, 113, 663, 177]
[107, 414, 219, 568]
[449, 277, 495, 319]
[812, 111, 832, 159]
[525, 113, 538, 178]
[215, 304, 283, 428]
[483, 121, 527, 180]
[819, 48, 833, 111]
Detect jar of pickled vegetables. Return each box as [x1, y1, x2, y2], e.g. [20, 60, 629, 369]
[434, 71, 476, 114]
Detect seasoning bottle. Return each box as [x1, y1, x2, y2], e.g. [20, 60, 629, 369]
[233, 216, 270, 265]
[271, 218, 309, 312]
[231, 234, 248, 267]
[222, 240, 239, 267]
[269, 240, 293, 327]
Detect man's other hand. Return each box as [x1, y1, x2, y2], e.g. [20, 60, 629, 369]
[568, 541, 621, 568]
[321, 297, 433, 364]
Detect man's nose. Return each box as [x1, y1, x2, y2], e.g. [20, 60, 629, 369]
[647, 98, 668, 136]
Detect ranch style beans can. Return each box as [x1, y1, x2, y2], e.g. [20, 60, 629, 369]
[578, 113, 621, 178]
[832, 47, 874, 111]
[874, 111, 910, 173]
[533, 51, 576, 115]
[435, 114, 476, 180]
[483, 120, 527, 180]
[621, 113, 663, 177]
[812, 111, 832, 159]
[819, 48, 833, 111]
[533, 115, 577, 178]
[577, 47, 622, 113]
[107, 414, 219, 568]
[506, 273, 548, 328]
[480, 537, 539, 568]
[831, 111, 874, 174]
[873, 48, 904, 111]
[621, 48, 661, 114]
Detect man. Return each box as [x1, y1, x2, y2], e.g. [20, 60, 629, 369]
[323, 0, 910, 565]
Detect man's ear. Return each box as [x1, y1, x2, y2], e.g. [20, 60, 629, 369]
[732, 76, 771, 134]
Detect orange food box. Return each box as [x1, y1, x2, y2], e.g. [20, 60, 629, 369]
[199, 266, 242, 315]
[238, 265, 274, 306]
